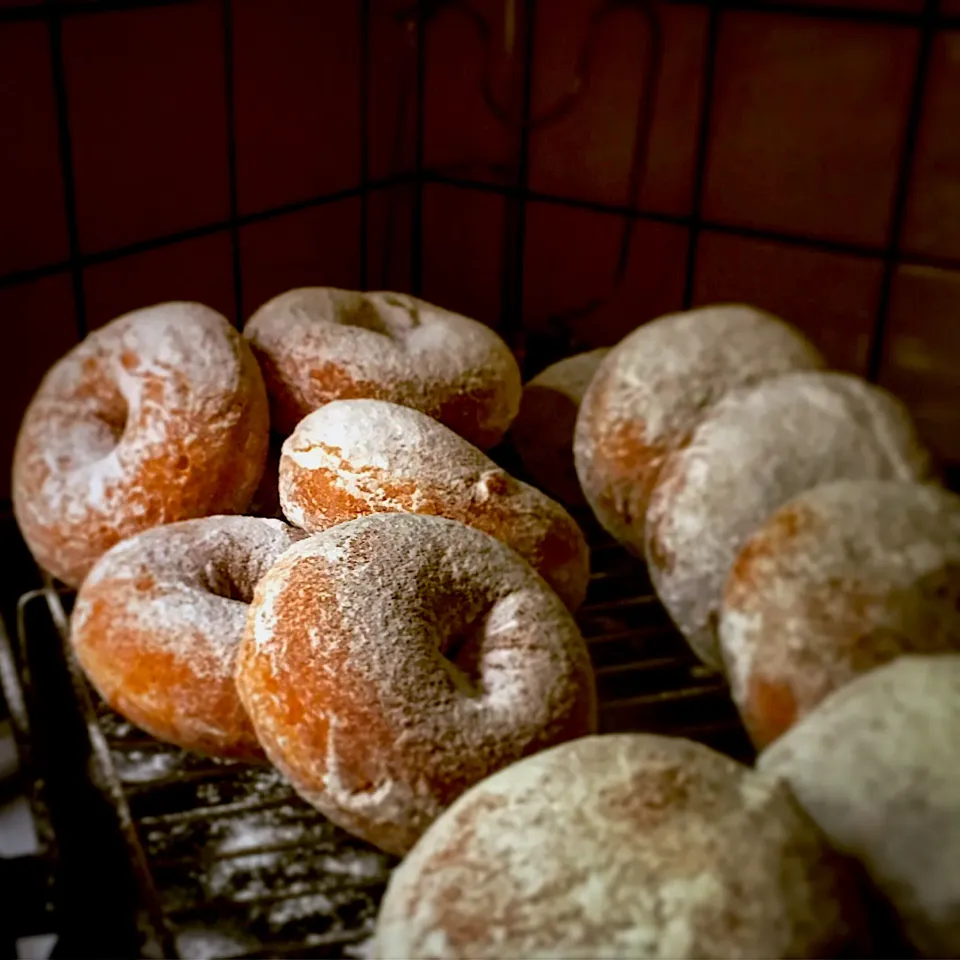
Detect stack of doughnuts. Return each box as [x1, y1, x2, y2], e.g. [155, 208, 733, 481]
[16, 290, 595, 857]
[573, 304, 951, 692]
[14, 289, 960, 959]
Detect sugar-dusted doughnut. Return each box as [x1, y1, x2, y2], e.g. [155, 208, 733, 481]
[373, 733, 869, 959]
[760, 655, 960, 957]
[279, 399, 589, 609]
[646, 371, 934, 668]
[721, 480, 960, 748]
[574, 305, 824, 554]
[244, 288, 521, 447]
[14, 303, 270, 587]
[71, 515, 305, 760]
[236, 513, 597, 856]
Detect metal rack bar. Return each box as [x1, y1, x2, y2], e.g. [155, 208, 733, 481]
[1, 0, 196, 26]
[501, 0, 537, 345]
[410, 7, 426, 297]
[0, 175, 413, 293]
[866, 0, 942, 382]
[682, 3, 720, 309]
[222, 0, 244, 328]
[420, 172, 960, 273]
[359, 0, 371, 290]
[45, 7, 87, 339]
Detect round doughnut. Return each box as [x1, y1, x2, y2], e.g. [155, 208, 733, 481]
[721, 480, 960, 749]
[244, 288, 522, 448]
[759, 654, 960, 958]
[13, 302, 270, 588]
[71, 515, 305, 760]
[236, 512, 597, 856]
[573, 305, 824, 554]
[279, 399, 589, 609]
[646, 371, 934, 668]
[510, 348, 609, 505]
[373, 733, 870, 960]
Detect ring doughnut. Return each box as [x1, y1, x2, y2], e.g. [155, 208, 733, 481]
[279, 399, 590, 609]
[574, 305, 824, 555]
[13, 302, 270, 587]
[244, 288, 522, 448]
[236, 512, 597, 855]
[71, 515, 305, 760]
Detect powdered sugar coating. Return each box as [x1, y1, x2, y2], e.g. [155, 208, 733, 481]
[646, 371, 935, 668]
[280, 399, 590, 609]
[235, 512, 596, 856]
[511, 349, 609, 506]
[373, 733, 868, 960]
[244, 288, 522, 447]
[71, 515, 305, 759]
[721, 480, 960, 748]
[573, 305, 824, 554]
[13, 302, 270, 587]
[759, 655, 960, 957]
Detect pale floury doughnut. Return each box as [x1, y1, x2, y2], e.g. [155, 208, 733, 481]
[510, 348, 609, 505]
[373, 733, 870, 960]
[236, 513, 597, 856]
[244, 288, 522, 448]
[13, 303, 270, 587]
[646, 371, 934, 668]
[760, 655, 960, 958]
[279, 399, 589, 609]
[573, 305, 824, 554]
[721, 480, 960, 748]
[71, 516, 305, 760]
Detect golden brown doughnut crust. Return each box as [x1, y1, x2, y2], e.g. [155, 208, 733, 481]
[13, 303, 270, 588]
[573, 305, 824, 555]
[243, 288, 522, 448]
[374, 734, 870, 960]
[236, 513, 597, 856]
[279, 399, 589, 609]
[71, 515, 305, 760]
[646, 371, 935, 668]
[721, 480, 960, 748]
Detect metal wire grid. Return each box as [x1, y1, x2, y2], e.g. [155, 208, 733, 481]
[0, 2, 951, 952]
[0, 0, 958, 382]
[8, 504, 752, 960]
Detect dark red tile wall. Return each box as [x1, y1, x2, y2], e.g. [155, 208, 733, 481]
[232, 0, 361, 214]
[63, 0, 231, 253]
[1, 0, 959, 500]
[0, 20, 69, 275]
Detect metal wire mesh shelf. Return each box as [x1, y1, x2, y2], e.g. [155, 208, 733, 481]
[5, 501, 753, 960]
